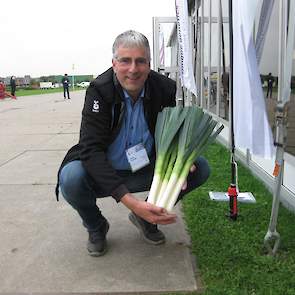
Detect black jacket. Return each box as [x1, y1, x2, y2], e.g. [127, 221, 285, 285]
[62, 76, 70, 88]
[10, 77, 16, 89]
[56, 67, 176, 202]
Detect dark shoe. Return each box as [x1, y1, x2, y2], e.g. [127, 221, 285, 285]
[129, 212, 165, 245]
[87, 220, 110, 257]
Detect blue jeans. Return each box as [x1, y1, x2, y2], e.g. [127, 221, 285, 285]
[59, 157, 210, 232]
[63, 87, 70, 99]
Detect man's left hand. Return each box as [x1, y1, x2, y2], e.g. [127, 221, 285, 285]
[181, 164, 196, 191]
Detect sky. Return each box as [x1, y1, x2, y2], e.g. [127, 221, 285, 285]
[0, 0, 176, 78]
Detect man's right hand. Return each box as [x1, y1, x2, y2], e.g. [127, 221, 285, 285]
[121, 193, 177, 225]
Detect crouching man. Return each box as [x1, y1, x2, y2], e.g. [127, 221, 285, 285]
[56, 30, 210, 256]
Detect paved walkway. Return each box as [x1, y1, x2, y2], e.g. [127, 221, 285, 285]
[0, 91, 201, 294]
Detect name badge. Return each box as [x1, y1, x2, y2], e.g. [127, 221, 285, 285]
[126, 143, 150, 172]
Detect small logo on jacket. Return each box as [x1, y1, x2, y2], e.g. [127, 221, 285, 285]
[92, 100, 99, 113]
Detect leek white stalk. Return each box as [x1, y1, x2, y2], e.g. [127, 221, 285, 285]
[161, 123, 224, 212]
[152, 106, 224, 211]
[147, 107, 188, 204]
[157, 144, 178, 201]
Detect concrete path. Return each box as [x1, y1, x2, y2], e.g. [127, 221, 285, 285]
[0, 91, 201, 294]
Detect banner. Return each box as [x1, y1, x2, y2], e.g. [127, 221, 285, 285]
[255, 0, 275, 65]
[175, 0, 197, 96]
[233, 0, 275, 158]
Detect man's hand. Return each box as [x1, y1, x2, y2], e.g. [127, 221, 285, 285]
[133, 201, 177, 225]
[181, 164, 197, 190]
[121, 193, 177, 225]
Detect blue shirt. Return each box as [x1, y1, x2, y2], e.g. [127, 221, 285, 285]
[107, 89, 154, 170]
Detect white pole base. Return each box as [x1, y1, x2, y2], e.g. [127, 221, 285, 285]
[209, 191, 256, 203]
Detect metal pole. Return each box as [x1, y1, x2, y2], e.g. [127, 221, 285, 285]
[193, 2, 198, 105]
[200, 0, 205, 108]
[228, 0, 238, 220]
[196, 3, 202, 106]
[196, 6, 202, 106]
[72, 64, 75, 91]
[263, 0, 288, 256]
[209, 0, 256, 211]
[220, 2, 228, 120]
[189, 15, 194, 106]
[228, 0, 235, 165]
[216, 0, 222, 116]
[152, 17, 160, 71]
[207, 0, 212, 110]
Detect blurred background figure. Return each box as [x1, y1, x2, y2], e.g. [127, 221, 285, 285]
[0, 81, 5, 99]
[266, 72, 274, 99]
[10, 76, 16, 97]
[62, 73, 70, 99]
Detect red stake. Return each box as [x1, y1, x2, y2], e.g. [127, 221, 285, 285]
[228, 184, 238, 220]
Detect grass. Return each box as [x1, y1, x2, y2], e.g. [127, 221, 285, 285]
[180, 143, 295, 294]
[10, 87, 84, 97]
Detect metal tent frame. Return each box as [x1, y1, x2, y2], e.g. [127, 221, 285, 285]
[264, 0, 295, 255]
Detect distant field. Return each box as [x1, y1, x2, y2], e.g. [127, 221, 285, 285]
[13, 87, 84, 97]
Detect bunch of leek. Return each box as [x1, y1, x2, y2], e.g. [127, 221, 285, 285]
[147, 106, 224, 212]
[147, 106, 188, 204]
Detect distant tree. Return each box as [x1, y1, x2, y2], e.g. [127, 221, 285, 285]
[48, 75, 56, 83]
[27, 78, 39, 89]
[40, 76, 49, 82]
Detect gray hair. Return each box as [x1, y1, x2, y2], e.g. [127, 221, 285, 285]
[112, 30, 151, 61]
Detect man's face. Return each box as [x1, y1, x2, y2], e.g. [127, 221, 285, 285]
[112, 45, 150, 100]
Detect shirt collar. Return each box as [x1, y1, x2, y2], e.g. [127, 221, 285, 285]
[123, 88, 145, 100]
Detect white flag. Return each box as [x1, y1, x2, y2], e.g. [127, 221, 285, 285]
[233, 0, 275, 158]
[255, 0, 275, 65]
[175, 0, 197, 96]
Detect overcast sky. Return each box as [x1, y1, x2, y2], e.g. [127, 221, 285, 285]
[0, 0, 176, 78]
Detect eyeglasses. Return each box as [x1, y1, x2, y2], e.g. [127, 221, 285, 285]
[115, 57, 149, 67]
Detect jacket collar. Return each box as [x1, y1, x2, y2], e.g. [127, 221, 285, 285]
[113, 72, 125, 104]
[143, 73, 152, 101]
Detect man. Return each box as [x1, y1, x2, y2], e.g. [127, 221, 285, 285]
[221, 72, 229, 120]
[266, 72, 274, 99]
[62, 73, 70, 99]
[0, 81, 5, 99]
[56, 30, 210, 257]
[10, 76, 16, 97]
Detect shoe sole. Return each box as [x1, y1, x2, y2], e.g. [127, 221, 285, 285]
[87, 222, 110, 257]
[129, 213, 165, 245]
[88, 244, 108, 257]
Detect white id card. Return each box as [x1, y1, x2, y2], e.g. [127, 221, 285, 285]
[126, 143, 150, 172]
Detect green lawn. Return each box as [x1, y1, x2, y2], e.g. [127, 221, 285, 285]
[180, 143, 295, 294]
[12, 87, 84, 97]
